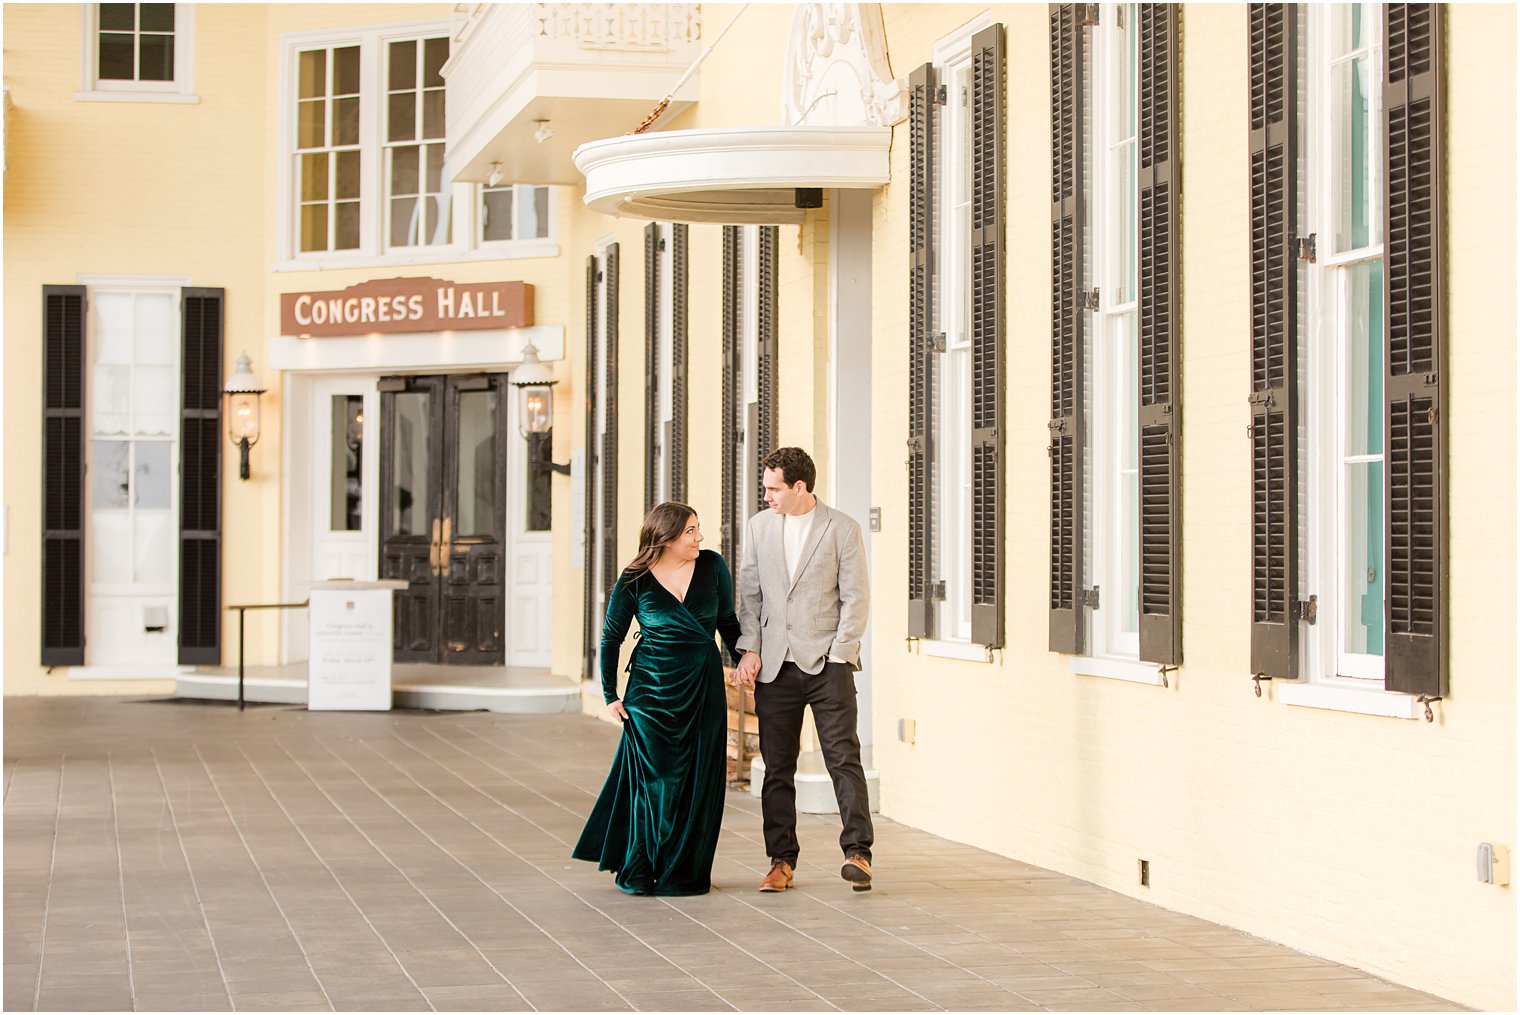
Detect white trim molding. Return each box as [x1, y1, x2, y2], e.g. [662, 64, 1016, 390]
[266, 324, 564, 373]
[1276, 680, 1421, 719]
[76, 2, 198, 103]
[575, 125, 890, 224]
[918, 639, 992, 664]
[1069, 656, 1168, 686]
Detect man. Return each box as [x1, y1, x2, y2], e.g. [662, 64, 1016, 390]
[733, 447, 873, 893]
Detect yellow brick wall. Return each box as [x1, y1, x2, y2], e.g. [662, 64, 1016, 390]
[860, 4, 1516, 1010]
[3, 2, 273, 695]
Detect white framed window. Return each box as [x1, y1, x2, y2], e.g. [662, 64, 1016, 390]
[1085, 1, 1141, 663]
[383, 36, 449, 249]
[1302, 1, 1389, 690]
[77, 3, 197, 103]
[278, 22, 555, 270]
[295, 43, 362, 253]
[480, 184, 552, 245]
[928, 27, 978, 647]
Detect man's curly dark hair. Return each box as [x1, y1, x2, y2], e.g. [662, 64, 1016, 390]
[762, 447, 816, 492]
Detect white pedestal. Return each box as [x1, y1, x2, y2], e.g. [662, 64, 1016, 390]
[307, 580, 407, 711]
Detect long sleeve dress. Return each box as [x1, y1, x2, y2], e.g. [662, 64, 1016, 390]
[572, 548, 742, 895]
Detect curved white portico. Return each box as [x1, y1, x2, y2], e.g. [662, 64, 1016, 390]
[574, 125, 890, 224]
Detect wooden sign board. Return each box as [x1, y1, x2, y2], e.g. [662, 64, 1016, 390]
[281, 277, 534, 337]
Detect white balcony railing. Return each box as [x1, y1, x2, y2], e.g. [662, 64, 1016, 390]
[444, 4, 702, 185]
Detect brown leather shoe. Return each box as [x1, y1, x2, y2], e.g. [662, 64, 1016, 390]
[841, 855, 872, 891]
[758, 860, 794, 892]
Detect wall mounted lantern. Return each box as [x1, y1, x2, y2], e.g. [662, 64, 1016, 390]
[511, 340, 570, 474]
[224, 351, 266, 481]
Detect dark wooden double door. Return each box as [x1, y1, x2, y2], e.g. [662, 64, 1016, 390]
[380, 374, 507, 664]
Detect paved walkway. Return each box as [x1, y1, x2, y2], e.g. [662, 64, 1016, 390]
[4, 697, 1463, 1012]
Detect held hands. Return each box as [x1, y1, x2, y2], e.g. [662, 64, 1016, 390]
[732, 651, 761, 687]
[607, 699, 629, 724]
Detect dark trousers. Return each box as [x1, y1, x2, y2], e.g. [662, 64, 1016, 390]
[754, 661, 874, 865]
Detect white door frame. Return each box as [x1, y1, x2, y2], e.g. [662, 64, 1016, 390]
[282, 372, 381, 663]
[829, 188, 875, 751]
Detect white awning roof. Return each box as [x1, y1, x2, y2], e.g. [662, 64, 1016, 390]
[573, 125, 891, 225]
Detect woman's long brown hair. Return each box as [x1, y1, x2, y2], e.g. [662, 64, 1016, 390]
[620, 501, 698, 582]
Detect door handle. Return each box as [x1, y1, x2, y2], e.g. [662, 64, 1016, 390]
[429, 518, 441, 572]
[440, 517, 453, 577]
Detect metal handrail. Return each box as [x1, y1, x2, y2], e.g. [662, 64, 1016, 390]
[225, 601, 308, 711]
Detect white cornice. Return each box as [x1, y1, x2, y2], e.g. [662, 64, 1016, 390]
[574, 125, 891, 224]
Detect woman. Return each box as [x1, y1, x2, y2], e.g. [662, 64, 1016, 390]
[572, 502, 742, 895]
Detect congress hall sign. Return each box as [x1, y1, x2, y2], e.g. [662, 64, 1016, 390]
[281, 277, 534, 337]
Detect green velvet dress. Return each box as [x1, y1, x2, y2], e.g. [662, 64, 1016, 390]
[573, 549, 742, 895]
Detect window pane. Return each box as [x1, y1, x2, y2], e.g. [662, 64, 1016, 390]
[92, 440, 132, 510]
[531, 186, 550, 238]
[138, 32, 173, 80]
[422, 89, 445, 140]
[133, 294, 174, 364]
[92, 367, 132, 436]
[300, 202, 328, 252]
[1344, 460, 1384, 655]
[423, 37, 449, 87]
[135, 366, 176, 437]
[139, 4, 174, 31]
[332, 46, 360, 96]
[455, 390, 498, 537]
[330, 395, 363, 531]
[300, 152, 329, 201]
[332, 96, 359, 147]
[482, 186, 514, 241]
[390, 197, 419, 246]
[99, 33, 135, 80]
[1346, 262, 1384, 457]
[95, 293, 134, 364]
[424, 144, 444, 192]
[335, 149, 360, 200]
[298, 49, 326, 100]
[391, 145, 419, 196]
[388, 92, 417, 142]
[427, 195, 451, 245]
[335, 200, 361, 249]
[1334, 55, 1373, 250]
[99, 4, 135, 31]
[133, 441, 171, 509]
[297, 99, 326, 149]
[388, 40, 417, 91]
[391, 392, 431, 537]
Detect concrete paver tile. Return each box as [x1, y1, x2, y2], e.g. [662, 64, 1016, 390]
[2, 700, 1469, 1015]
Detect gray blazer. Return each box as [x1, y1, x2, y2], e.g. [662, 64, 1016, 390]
[735, 500, 870, 684]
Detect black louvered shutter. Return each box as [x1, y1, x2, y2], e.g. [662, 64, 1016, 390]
[1247, 4, 1299, 678]
[1138, 5, 1182, 664]
[1384, 4, 1444, 696]
[602, 243, 621, 600]
[583, 255, 598, 680]
[1048, 6, 1088, 654]
[756, 225, 779, 512]
[179, 289, 223, 665]
[970, 27, 1006, 649]
[643, 222, 660, 512]
[669, 224, 689, 503]
[907, 62, 938, 640]
[41, 286, 87, 666]
[720, 225, 741, 572]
